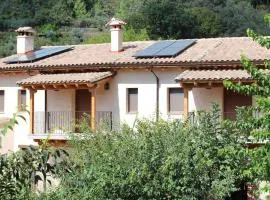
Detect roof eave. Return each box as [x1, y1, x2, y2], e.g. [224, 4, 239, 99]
[0, 59, 267, 72]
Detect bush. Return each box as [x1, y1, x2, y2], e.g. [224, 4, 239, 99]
[45, 106, 247, 199]
[84, 28, 150, 44]
[0, 146, 68, 199]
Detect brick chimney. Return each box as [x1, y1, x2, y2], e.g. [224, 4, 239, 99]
[106, 18, 126, 52]
[15, 27, 35, 54]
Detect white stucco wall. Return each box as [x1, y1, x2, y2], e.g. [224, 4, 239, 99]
[47, 90, 75, 112]
[0, 73, 38, 152]
[95, 68, 186, 127]
[44, 69, 225, 128]
[189, 87, 224, 112]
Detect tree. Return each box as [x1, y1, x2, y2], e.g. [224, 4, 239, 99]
[188, 7, 222, 38]
[43, 106, 246, 199]
[74, 0, 88, 19]
[224, 18, 270, 186]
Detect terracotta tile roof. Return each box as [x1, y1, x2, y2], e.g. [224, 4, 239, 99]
[175, 69, 252, 82]
[17, 71, 113, 85]
[1, 37, 269, 71]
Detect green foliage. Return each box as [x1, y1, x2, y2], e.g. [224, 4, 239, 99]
[74, 0, 88, 19]
[0, 105, 28, 149]
[0, 146, 68, 199]
[188, 7, 222, 38]
[0, 108, 69, 199]
[1, 0, 270, 57]
[117, 0, 270, 39]
[84, 28, 150, 44]
[123, 28, 150, 42]
[44, 106, 246, 199]
[223, 15, 270, 191]
[84, 32, 110, 44]
[0, 32, 16, 58]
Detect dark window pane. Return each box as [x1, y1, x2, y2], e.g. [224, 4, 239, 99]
[128, 88, 138, 113]
[0, 90, 4, 112]
[169, 88, 184, 112]
[20, 90, 26, 105]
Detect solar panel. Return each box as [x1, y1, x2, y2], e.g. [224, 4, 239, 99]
[133, 41, 174, 58]
[155, 39, 196, 57]
[133, 39, 196, 58]
[5, 46, 73, 64]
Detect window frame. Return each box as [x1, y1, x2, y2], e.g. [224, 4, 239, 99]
[126, 88, 138, 114]
[18, 89, 27, 111]
[167, 87, 184, 115]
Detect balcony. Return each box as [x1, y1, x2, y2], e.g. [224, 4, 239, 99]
[31, 111, 112, 140]
[188, 111, 261, 124]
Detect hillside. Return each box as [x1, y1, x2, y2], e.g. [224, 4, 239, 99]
[0, 0, 270, 57]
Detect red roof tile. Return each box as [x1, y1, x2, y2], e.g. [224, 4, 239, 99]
[175, 69, 252, 82]
[1, 37, 269, 71]
[17, 72, 113, 85]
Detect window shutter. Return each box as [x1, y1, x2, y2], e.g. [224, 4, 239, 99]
[128, 88, 138, 113]
[169, 88, 184, 112]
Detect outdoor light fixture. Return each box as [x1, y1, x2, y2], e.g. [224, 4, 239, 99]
[104, 82, 110, 90]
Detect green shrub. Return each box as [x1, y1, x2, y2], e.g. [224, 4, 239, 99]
[0, 146, 68, 199]
[45, 105, 246, 199]
[84, 28, 150, 44]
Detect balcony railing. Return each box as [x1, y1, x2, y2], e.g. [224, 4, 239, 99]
[188, 111, 261, 124]
[34, 111, 112, 135]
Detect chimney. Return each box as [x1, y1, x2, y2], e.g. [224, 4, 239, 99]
[15, 27, 35, 54]
[106, 18, 126, 52]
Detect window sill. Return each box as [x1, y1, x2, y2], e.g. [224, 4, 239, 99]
[127, 112, 138, 115]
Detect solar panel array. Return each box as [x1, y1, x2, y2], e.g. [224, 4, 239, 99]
[133, 39, 196, 58]
[5, 46, 73, 64]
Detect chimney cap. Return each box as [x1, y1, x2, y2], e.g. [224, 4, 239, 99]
[106, 17, 126, 27]
[15, 27, 35, 34]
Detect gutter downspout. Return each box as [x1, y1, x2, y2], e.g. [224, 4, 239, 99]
[150, 68, 159, 122]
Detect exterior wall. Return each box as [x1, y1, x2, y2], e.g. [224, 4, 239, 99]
[0, 68, 261, 152]
[0, 73, 37, 153]
[189, 87, 224, 112]
[47, 90, 75, 112]
[44, 69, 227, 128]
[95, 68, 185, 127]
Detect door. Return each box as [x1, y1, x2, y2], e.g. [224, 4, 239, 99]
[224, 89, 252, 120]
[76, 89, 91, 123]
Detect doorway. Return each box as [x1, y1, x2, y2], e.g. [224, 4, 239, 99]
[224, 89, 252, 120]
[76, 89, 91, 123]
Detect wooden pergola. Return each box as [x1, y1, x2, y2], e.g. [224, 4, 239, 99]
[17, 72, 114, 133]
[175, 69, 254, 118]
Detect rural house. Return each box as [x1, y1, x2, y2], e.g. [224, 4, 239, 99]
[0, 18, 269, 152]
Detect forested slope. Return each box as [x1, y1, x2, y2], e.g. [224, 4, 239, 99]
[0, 0, 270, 57]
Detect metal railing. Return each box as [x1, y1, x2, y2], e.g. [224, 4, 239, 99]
[188, 111, 261, 124]
[34, 111, 112, 135]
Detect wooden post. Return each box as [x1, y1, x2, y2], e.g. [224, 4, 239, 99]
[183, 88, 189, 119]
[91, 89, 96, 131]
[221, 87, 225, 119]
[29, 89, 35, 134]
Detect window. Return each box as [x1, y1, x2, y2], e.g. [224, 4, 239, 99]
[168, 88, 184, 113]
[127, 88, 138, 113]
[18, 90, 26, 110]
[0, 90, 4, 112]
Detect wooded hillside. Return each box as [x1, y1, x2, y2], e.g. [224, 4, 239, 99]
[0, 0, 270, 57]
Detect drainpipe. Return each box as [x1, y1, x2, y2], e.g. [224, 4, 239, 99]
[150, 68, 160, 121]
